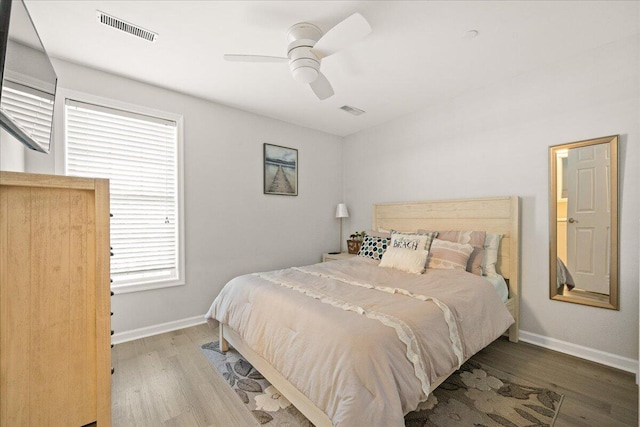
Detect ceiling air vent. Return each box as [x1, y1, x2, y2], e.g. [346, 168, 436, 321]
[340, 105, 366, 116]
[96, 11, 158, 43]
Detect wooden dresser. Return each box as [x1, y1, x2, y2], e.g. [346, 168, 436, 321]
[0, 171, 111, 426]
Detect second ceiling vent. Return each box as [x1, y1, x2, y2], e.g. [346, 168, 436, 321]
[340, 105, 366, 116]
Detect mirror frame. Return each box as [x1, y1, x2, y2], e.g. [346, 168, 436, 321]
[549, 135, 619, 310]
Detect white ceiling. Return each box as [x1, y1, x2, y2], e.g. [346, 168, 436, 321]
[23, 1, 640, 137]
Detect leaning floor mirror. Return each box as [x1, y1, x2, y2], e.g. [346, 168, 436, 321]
[549, 135, 618, 309]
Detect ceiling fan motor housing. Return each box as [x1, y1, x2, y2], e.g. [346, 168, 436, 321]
[287, 23, 323, 84]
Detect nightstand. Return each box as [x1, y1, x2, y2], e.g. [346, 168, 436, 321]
[322, 252, 357, 262]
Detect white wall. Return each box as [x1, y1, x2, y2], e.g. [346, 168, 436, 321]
[27, 59, 343, 333]
[0, 128, 26, 172]
[343, 35, 640, 362]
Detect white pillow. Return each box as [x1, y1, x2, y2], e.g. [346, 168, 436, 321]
[428, 239, 474, 271]
[482, 233, 503, 277]
[379, 247, 429, 274]
[390, 230, 437, 251]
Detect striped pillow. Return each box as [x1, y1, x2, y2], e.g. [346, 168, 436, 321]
[432, 230, 486, 275]
[428, 239, 474, 271]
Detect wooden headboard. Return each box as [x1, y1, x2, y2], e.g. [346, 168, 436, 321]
[373, 196, 521, 341]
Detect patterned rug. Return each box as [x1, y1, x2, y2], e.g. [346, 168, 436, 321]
[201, 341, 563, 427]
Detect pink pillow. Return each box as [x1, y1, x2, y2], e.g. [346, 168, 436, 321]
[427, 239, 474, 271]
[420, 230, 486, 275]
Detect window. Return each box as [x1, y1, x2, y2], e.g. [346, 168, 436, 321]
[65, 99, 183, 292]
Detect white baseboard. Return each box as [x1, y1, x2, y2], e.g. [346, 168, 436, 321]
[519, 330, 638, 378]
[112, 321, 639, 381]
[112, 315, 207, 345]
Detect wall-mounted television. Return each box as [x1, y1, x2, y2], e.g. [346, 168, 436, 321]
[0, 0, 57, 153]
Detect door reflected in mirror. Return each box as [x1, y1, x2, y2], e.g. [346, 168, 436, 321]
[549, 135, 618, 309]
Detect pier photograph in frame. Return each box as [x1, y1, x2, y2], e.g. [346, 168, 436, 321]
[264, 143, 298, 196]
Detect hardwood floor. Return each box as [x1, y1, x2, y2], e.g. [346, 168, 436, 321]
[112, 324, 259, 427]
[472, 337, 638, 427]
[112, 324, 638, 427]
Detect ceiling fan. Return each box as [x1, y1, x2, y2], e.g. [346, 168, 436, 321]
[224, 13, 371, 100]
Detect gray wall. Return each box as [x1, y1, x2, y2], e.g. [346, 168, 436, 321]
[25, 59, 343, 333]
[343, 35, 639, 362]
[0, 128, 25, 171]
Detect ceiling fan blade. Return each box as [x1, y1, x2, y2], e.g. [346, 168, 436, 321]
[223, 54, 288, 63]
[309, 72, 334, 100]
[310, 13, 371, 59]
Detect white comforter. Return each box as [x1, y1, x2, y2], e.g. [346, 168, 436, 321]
[205, 256, 514, 427]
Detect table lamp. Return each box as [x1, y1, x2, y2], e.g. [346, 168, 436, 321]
[335, 203, 349, 252]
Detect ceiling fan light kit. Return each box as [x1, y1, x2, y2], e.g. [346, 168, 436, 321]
[224, 13, 371, 100]
[291, 65, 319, 84]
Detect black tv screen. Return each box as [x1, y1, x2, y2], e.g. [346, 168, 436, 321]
[0, 0, 57, 153]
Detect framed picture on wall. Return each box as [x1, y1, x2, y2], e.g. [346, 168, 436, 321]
[264, 143, 298, 196]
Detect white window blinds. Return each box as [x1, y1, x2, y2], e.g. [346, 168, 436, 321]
[0, 80, 54, 150]
[65, 99, 179, 288]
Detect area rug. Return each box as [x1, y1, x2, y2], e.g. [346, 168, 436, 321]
[201, 341, 563, 427]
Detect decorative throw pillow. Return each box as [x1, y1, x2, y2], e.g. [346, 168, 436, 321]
[390, 230, 437, 252]
[379, 247, 429, 274]
[428, 239, 474, 271]
[366, 230, 392, 239]
[430, 230, 486, 276]
[482, 233, 503, 277]
[357, 235, 390, 261]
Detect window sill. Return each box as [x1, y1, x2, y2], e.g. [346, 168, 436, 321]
[111, 279, 185, 295]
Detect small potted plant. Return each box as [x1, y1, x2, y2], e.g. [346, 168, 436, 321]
[347, 231, 366, 254]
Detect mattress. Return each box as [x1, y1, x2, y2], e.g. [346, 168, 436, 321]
[483, 274, 509, 302]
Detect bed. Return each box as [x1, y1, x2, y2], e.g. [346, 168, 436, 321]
[556, 257, 575, 290]
[206, 196, 520, 427]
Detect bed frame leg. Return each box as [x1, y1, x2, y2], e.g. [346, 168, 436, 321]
[508, 323, 519, 343]
[219, 323, 229, 353]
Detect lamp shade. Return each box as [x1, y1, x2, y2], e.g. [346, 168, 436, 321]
[335, 203, 349, 218]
